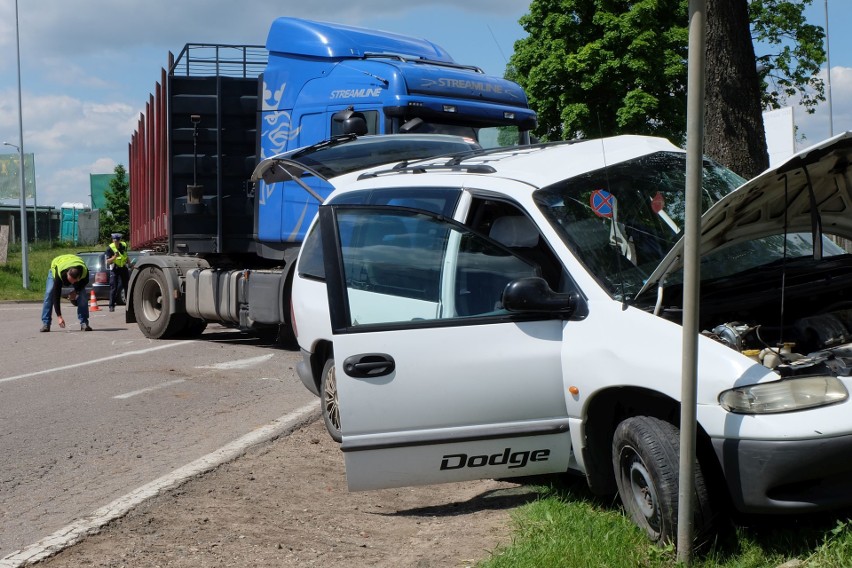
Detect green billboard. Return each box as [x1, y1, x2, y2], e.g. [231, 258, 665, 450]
[90, 173, 115, 210]
[0, 153, 35, 200]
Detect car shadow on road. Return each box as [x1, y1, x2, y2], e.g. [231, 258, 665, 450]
[374, 474, 587, 518]
[374, 485, 543, 518]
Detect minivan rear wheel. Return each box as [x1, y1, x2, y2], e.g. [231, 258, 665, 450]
[321, 358, 342, 442]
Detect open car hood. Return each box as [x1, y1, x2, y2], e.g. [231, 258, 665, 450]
[636, 131, 852, 299]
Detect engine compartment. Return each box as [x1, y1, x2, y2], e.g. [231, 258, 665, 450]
[652, 253, 852, 373]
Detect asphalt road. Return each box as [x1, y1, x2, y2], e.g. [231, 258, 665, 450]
[0, 301, 316, 557]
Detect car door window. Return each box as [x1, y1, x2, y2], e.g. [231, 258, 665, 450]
[298, 187, 462, 281]
[324, 206, 540, 327]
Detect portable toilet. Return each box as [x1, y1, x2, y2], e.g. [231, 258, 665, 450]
[60, 202, 90, 244]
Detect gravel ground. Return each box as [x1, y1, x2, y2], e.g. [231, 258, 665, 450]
[31, 418, 542, 567]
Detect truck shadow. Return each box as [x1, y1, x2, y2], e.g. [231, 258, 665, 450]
[192, 325, 300, 352]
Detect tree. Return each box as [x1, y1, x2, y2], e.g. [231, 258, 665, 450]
[705, 0, 826, 177]
[99, 164, 130, 243]
[508, 0, 826, 176]
[705, 0, 770, 178]
[508, 0, 689, 143]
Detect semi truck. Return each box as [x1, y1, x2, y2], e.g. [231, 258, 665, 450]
[126, 16, 536, 339]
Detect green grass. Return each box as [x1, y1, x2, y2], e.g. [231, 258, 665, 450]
[0, 241, 88, 301]
[478, 478, 852, 568]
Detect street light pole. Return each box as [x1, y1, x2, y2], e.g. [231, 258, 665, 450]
[10, 0, 28, 289]
[825, 0, 833, 137]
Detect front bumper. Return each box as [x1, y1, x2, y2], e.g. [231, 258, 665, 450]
[712, 432, 852, 514]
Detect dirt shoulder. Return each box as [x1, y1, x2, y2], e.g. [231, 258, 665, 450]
[35, 418, 539, 567]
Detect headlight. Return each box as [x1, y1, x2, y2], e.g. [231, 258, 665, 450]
[719, 376, 848, 414]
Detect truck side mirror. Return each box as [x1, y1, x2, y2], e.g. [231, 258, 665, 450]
[332, 108, 368, 136]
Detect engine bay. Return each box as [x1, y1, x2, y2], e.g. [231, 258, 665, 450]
[652, 252, 852, 375]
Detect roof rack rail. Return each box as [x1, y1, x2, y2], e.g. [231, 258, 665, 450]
[356, 140, 578, 180]
[358, 162, 496, 179]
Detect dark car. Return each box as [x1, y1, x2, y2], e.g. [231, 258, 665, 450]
[61, 252, 110, 302]
[61, 250, 150, 304]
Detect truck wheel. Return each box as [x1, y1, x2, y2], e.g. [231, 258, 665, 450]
[133, 267, 185, 339]
[612, 416, 713, 545]
[321, 358, 342, 442]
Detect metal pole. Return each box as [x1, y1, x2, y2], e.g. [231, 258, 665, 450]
[13, 0, 29, 289]
[825, 0, 833, 137]
[678, 0, 706, 563]
[32, 154, 37, 242]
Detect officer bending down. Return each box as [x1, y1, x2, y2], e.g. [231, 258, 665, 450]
[40, 253, 92, 332]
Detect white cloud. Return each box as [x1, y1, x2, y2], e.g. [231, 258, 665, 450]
[0, 0, 531, 207]
[794, 66, 852, 148]
[1, 90, 139, 206]
[6, 0, 529, 59]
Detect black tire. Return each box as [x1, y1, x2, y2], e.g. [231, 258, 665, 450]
[320, 358, 342, 442]
[177, 317, 208, 338]
[612, 416, 715, 546]
[132, 267, 186, 339]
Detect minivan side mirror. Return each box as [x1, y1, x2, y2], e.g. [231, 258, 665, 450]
[502, 277, 585, 318]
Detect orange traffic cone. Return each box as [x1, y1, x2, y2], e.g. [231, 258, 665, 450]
[88, 289, 101, 311]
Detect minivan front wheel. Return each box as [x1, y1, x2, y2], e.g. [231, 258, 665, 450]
[612, 416, 713, 545]
[321, 358, 342, 442]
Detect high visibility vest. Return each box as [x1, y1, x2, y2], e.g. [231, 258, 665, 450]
[50, 254, 88, 281]
[109, 241, 129, 268]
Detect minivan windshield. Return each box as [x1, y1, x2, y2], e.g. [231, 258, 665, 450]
[533, 151, 745, 300]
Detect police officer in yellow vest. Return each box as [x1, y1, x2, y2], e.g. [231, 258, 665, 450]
[41, 253, 91, 332]
[106, 233, 131, 312]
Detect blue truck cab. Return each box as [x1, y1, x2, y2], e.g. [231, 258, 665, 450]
[257, 17, 536, 246]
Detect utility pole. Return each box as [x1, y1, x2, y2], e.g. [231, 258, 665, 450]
[10, 0, 29, 288]
[825, 0, 833, 137]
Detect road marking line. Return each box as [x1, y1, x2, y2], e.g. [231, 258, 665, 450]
[195, 353, 274, 370]
[0, 401, 320, 568]
[113, 379, 187, 400]
[0, 343, 185, 384]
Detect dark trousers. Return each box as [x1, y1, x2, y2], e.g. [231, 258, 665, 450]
[110, 266, 130, 309]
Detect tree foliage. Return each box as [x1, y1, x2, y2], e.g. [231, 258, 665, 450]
[508, 0, 825, 150]
[751, 0, 826, 113]
[98, 164, 130, 244]
[508, 0, 689, 143]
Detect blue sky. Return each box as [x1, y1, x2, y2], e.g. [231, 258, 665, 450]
[0, 0, 848, 208]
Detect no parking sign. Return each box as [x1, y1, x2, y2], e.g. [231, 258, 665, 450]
[590, 189, 614, 218]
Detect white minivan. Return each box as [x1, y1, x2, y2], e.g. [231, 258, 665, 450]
[290, 133, 852, 544]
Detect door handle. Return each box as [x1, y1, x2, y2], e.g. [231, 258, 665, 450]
[343, 353, 396, 378]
